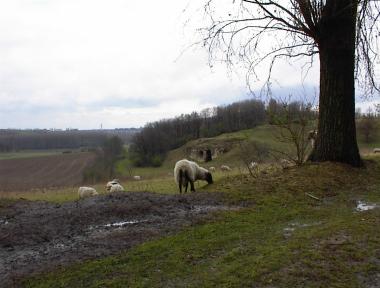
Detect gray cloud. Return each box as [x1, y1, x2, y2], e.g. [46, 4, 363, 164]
[5, 0, 373, 129]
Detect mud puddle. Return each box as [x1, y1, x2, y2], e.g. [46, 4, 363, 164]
[0, 191, 236, 287]
[356, 201, 378, 212]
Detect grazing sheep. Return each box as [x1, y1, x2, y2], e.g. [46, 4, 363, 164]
[109, 183, 124, 193]
[133, 175, 141, 181]
[78, 187, 98, 198]
[249, 161, 258, 170]
[220, 165, 232, 172]
[174, 159, 213, 193]
[209, 166, 216, 172]
[374, 148, 380, 154]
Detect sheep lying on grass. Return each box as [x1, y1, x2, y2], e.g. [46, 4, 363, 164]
[220, 165, 232, 172]
[133, 175, 141, 181]
[109, 183, 124, 193]
[106, 179, 124, 193]
[78, 187, 98, 198]
[209, 167, 216, 172]
[374, 148, 380, 154]
[174, 159, 213, 193]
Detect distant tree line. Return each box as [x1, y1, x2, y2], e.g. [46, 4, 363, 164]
[0, 128, 138, 152]
[129, 99, 267, 166]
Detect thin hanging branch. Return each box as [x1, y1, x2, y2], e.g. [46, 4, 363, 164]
[200, 0, 380, 95]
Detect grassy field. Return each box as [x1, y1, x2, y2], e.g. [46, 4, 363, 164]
[21, 156, 380, 287]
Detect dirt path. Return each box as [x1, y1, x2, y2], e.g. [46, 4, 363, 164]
[0, 191, 234, 287]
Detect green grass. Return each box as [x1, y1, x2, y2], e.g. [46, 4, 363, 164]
[21, 156, 380, 287]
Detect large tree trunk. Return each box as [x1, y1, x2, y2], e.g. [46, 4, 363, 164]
[309, 0, 362, 167]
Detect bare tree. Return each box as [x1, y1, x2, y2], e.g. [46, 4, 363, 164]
[200, 0, 380, 167]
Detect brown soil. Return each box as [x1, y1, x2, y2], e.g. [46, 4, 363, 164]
[0, 191, 235, 287]
[0, 152, 96, 192]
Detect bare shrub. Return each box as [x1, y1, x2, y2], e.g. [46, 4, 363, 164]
[238, 140, 269, 178]
[268, 98, 317, 166]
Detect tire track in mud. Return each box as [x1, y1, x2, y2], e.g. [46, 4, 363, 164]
[0, 191, 240, 287]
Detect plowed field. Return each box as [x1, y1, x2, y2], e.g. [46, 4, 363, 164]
[0, 152, 96, 192]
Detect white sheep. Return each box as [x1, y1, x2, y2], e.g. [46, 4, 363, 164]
[78, 187, 98, 198]
[374, 148, 380, 154]
[249, 162, 258, 170]
[133, 175, 141, 181]
[106, 179, 124, 193]
[106, 179, 122, 192]
[209, 166, 216, 172]
[109, 183, 124, 193]
[174, 159, 213, 193]
[220, 165, 232, 172]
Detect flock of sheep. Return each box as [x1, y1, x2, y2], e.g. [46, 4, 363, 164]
[78, 179, 126, 198]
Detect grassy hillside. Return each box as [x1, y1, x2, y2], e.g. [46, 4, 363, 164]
[22, 156, 380, 287]
[116, 122, 380, 185]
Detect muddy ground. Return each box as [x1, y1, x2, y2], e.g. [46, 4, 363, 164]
[0, 191, 238, 287]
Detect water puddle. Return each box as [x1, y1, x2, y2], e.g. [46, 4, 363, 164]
[191, 205, 239, 213]
[88, 219, 146, 232]
[53, 243, 65, 249]
[104, 220, 141, 227]
[0, 219, 9, 225]
[356, 201, 377, 212]
[283, 221, 322, 238]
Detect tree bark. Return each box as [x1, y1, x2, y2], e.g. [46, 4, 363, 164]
[309, 0, 362, 166]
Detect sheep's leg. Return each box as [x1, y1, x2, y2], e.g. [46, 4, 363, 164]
[190, 181, 195, 192]
[178, 174, 183, 194]
[185, 181, 189, 193]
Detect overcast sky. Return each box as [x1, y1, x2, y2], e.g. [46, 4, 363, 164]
[0, 0, 378, 129]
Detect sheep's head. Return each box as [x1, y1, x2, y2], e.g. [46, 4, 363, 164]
[106, 180, 119, 192]
[205, 172, 213, 184]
